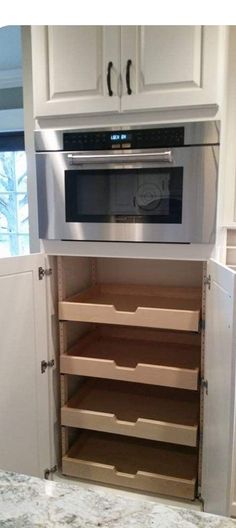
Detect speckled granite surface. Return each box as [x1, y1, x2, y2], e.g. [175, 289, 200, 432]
[0, 470, 235, 527]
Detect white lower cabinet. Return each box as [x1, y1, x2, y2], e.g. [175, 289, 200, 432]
[0, 254, 53, 478]
[201, 259, 236, 515]
[0, 254, 236, 515]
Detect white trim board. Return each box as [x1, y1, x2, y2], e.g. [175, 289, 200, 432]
[42, 240, 215, 261]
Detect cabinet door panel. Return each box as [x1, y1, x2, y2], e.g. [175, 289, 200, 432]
[32, 26, 120, 117]
[121, 26, 221, 112]
[0, 254, 52, 477]
[48, 27, 103, 96]
[202, 259, 236, 515]
[140, 26, 201, 88]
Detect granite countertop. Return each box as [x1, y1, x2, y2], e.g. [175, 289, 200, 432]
[0, 470, 236, 528]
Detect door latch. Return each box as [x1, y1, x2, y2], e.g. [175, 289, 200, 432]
[41, 359, 55, 374]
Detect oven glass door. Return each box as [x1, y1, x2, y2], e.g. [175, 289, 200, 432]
[36, 144, 218, 243]
[65, 167, 183, 224]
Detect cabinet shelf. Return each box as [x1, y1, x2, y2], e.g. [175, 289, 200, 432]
[61, 326, 200, 390]
[61, 379, 199, 446]
[59, 283, 201, 331]
[62, 431, 197, 500]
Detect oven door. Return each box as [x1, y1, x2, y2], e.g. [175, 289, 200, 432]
[36, 147, 218, 243]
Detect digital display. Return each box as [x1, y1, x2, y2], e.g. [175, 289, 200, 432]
[110, 133, 131, 141]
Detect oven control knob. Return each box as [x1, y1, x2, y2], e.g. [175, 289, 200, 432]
[135, 183, 162, 211]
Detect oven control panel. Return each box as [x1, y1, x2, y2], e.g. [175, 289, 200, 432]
[63, 127, 184, 151]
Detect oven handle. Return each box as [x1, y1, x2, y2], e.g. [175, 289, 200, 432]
[67, 150, 173, 164]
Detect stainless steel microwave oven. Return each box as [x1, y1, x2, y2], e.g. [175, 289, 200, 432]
[35, 122, 219, 243]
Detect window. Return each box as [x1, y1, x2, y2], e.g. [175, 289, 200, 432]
[0, 132, 29, 257]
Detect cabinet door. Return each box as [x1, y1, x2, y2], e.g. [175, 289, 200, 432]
[202, 259, 236, 515]
[0, 254, 52, 477]
[31, 26, 120, 117]
[121, 26, 221, 112]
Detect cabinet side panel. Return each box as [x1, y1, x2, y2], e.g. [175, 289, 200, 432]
[58, 256, 93, 299]
[97, 258, 203, 287]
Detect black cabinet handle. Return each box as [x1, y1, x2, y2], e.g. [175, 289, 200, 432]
[107, 61, 113, 96]
[126, 59, 132, 95]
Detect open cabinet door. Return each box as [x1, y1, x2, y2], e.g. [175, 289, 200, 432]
[202, 259, 236, 515]
[0, 254, 53, 478]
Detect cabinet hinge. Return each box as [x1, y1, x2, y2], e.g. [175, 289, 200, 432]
[196, 491, 204, 509]
[41, 359, 55, 374]
[38, 266, 52, 280]
[201, 377, 208, 395]
[44, 465, 57, 480]
[204, 274, 211, 290]
[199, 319, 205, 331]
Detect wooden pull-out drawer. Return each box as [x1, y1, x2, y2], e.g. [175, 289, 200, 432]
[61, 326, 200, 390]
[61, 380, 199, 446]
[62, 431, 197, 500]
[59, 283, 201, 332]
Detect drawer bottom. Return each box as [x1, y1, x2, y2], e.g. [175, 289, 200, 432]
[62, 431, 197, 500]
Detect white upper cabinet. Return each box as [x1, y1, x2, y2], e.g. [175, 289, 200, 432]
[121, 26, 221, 112]
[31, 25, 224, 118]
[31, 26, 120, 117]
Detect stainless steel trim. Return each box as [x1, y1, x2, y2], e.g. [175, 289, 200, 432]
[35, 121, 220, 152]
[67, 150, 173, 165]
